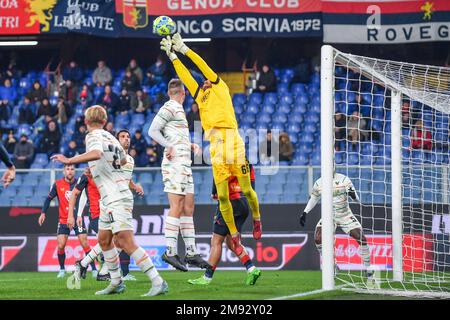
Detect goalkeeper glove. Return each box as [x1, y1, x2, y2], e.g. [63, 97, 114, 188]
[171, 32, 189, 55]
[299, 211, 307, 227]
[160, 36, 178, 62]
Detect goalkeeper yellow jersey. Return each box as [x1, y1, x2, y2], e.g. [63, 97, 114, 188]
[172, 49, 238, 136]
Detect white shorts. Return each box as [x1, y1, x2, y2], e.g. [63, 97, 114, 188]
[316, 210, 362, 234]
[161, 159, 194, 195]
[99, 199, 134, 234]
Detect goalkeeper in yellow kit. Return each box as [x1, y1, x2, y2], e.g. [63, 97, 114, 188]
[160, 33, 262, 255]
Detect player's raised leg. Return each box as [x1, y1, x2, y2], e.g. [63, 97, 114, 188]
[225, 235, 261, 285]
[236, 173, 261, 240]
[181, 193, 210, 269]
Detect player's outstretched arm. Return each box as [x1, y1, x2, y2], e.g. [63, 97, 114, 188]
[160, 36, 200, 98]
[129, 180, 144, 196]
[51, 150, 102, 165]
[172, 33, 219, 83]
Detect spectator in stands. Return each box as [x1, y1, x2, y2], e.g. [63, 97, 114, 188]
[347, 111, 368, 147]
[0, 99, 11, 123]
[256, 64, 276, 93]
[78, 83, 93, 104]
[55, 97, 71, 125]
[60, 79, 78, 106]
[96, 84, 119, 114]
[64, 140, 78, 158]
[18, 97, 36, 125]
[186, 102, 200, 132]
[0, 78, 17, 103]
[92, 60, 112, 86]
[117, 89, 132, 114]
[259, 130, 278, 164]
[63, 60, 83, 85]
[40, 120, 61, 156]
[411, 120, 432, 150]
[140, 145, 159, 167]
[121, 69, 140, 93]
[146, 55, 168, 86]
[127, 59, 143, 83]
[26, 81, 47, 105]
[131, 129, 147, 155]
[3, 131, 16, 154]
[73, 125, 87, 153]
[37, 98, 55, 118]
[13, 133, 34, 169]
[335, 113, 347, 141]
[131, 89, 151, 113]
[105, 121, 115, 136]
[148, 138, 163, 166]
[2, 62, 19, 81]
[279, 132, 294, 162]
[292, 58, 311, 84]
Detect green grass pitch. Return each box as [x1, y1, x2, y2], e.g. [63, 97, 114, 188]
[0, 270, 418, 300]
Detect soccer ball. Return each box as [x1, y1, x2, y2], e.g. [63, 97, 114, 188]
[153, 16, 176, 36]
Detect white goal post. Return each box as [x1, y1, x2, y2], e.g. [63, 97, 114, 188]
[320, 45, 450, 298]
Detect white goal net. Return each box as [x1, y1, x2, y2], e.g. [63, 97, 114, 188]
[320, 45, 450, 298]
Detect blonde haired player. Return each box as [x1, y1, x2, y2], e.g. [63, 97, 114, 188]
[300, 172, 373, 277]
[159, 33, 262, 255]
[51, 105, 168, 296]
[149, 78, 210, 271]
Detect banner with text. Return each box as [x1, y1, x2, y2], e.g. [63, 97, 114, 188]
[0, 0, 322, 38]
[323, 0, 450, 44]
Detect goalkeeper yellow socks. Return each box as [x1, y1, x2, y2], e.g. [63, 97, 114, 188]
[216, 179, 238, 235]
[237, 175, 261, 220]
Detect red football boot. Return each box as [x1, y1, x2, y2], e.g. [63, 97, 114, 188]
[253, 219, 262, 240]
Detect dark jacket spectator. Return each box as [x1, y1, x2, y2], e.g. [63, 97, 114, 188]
[127, 59, 143, 83]
[60, 80, 78, 106]
[73, 125, 87, 153]
[117, 89, 132, 114]
[3, 131, 16, 154]
[37, 98, 55, 118]
[13, 134, 34, 169]
[256, 64, 276, 93]
[92, 60, 112, 86]
[335, 113, 347, 141]
[411, 120, 432, 150]
[96, 85, 119, 114]
[0, 100, 11, 122]
[64, 140, 78, 158]
[186, 103, 201, 132]
[146, 55, 168, 86]
[140, 144, 161, 167]
[0, 78, 17, 103]
[279, 132, 294, 162]
[131, 130, 147, 155]
[347, 111, 368, 144]
[26, 81, 47, 104]
[18, 97, 36, 125]
[40, 121, 61, 156]
[121, 70, 140, 93]
[130, 89, 151, 113]
[259, 130, 278, 163]
[62, 61, 84, 85]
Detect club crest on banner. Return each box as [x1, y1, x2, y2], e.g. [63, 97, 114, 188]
[123, 0, 148, 29]
[25, 0, 57, 32]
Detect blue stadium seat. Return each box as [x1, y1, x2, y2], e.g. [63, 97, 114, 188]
[277, 84, 289, 94]
[263, 93, 278, 105]
[279, 93, 293, 105]
[248, 92, 263, 105]
[233, 93, 247, 106]
[261, 103, 275, 114]
[246, 103, 260, 115]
